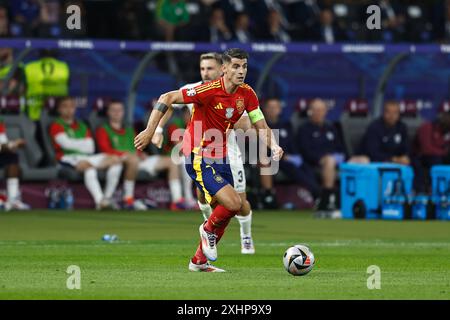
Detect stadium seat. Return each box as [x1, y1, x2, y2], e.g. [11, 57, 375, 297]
[0, 113, 57, 181]
[87, 97, 111, 132]
[339, 99, 371, 156]
[0, 95, 23, 114]
[290, 98, 311, 135]
[398, 100, 423, 143]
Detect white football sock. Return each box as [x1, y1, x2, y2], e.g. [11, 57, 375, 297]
[123, 179, 135, 199]
[6, 177, 19, 201]
[169, 179, 182, 202]
[104, 164, 123, 199]
[84, 168, 103, 205]
[198, 201, 212, 221]
[181, 165, 194, 202]
[235, 211, 252, 238]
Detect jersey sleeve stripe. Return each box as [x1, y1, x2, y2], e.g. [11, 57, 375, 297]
[195, 84, 221, 94]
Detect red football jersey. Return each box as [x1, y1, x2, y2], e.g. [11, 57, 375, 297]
[181, 77, 259, 158]
[49, 121, 92, 160]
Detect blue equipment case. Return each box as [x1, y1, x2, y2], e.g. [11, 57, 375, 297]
[340, 163, 414, 220]
[431, 165, 450, 220]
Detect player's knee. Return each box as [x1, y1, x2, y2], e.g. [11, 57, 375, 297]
[76, 161, 92, 172]
[126, 154, 140, 168]
[227, 194, 242, 212]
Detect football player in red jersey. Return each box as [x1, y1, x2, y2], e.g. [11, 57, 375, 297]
[152, 52, 256, 255]
[135, 48, 283, 272]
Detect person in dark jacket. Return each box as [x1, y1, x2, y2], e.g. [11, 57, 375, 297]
[412, 111, 450, 192]
[260, 97, 320, 209]
[308, 8, 347, 43]
[360, 100, 410, 165]
[297, 98, 346, 214]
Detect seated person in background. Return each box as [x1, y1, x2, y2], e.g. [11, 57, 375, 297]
[96, 100, 186, 211]
[49, 96, 122, 210]
[297, 98, 346, 213]
[412, 110, 450, 193]
[260, 97, 320, 209]
[360, 100, 410, 165]
[0, 118, 29, 210]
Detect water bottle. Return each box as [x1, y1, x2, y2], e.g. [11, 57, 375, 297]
[58, 188, 67, 209]
[64, 188, 74, 210]
[392, 179, 405, 204]
[48, 188, 60, 209]
[102, 234, 118, 243]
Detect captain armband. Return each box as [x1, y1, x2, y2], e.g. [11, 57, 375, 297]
[154, 102, 169, 113]
[248, 108, 265, 124]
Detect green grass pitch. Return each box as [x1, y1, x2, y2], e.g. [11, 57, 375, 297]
[0, 210, 449, 299]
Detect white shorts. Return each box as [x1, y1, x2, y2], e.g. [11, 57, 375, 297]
[138, 155, 162, 177]
[60, 153, 108, 168]
[228, 133, 246, 193]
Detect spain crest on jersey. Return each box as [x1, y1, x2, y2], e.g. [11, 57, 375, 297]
[236, 98, 245, 113]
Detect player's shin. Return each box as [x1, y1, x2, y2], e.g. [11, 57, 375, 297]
[236, 210, 252, 238]
[192, 240, 208, 265]
[84, 168, 104, 205]
[214, 216, 232, 243]
[104, 164, 123, 199]
[204, 204, 238, 233]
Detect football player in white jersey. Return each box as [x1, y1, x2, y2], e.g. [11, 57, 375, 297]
[152, 52, 255, 254]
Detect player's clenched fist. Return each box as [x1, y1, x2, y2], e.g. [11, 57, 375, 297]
[151, 131, 164, 149]
[134, 129, 152, 151]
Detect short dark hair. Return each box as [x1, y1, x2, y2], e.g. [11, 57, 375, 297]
[222, 48, 249, 64]
[56, 96, 74, 108]
[263, 97, 281, 108]
[108, 99, 124, 108]
[384, 100, 400, 110]
[105, 99, 124, 115]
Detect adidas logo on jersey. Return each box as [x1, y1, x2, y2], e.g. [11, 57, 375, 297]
[214, 103, 223, 109]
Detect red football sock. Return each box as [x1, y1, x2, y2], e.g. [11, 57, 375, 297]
[192, 240, 207, 265]
[215, 217, 231, 243]
[191, 208, 233, 265]
[204, 205, 237, 233]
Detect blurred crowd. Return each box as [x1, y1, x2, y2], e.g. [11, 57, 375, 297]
[258, 98, 450, 213]
[0, 0, 450, 43]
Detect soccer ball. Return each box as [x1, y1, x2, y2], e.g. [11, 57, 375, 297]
[283, 244, 315, 276]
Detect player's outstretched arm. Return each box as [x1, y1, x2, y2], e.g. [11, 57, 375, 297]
[253, 118, 284, 161]
[134, 90, 183, 151]
[152, 106, 174, 148]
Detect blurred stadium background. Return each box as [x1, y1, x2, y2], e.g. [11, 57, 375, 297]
[1, 0, 450, 211]
[0, 0, 450, 301]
